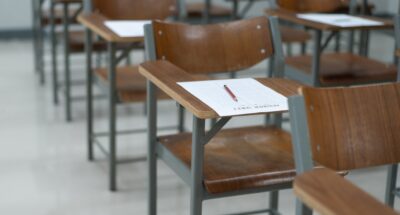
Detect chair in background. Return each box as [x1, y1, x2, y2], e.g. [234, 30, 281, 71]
[31, 0, 81, 88]
[177, 0, 233, 23]
[142, 16, 300, 215]
[267, 0, 396, 87]
[78, 0, 182, 191]
[294, 168, 399, 215]
[289, 82, 400, 214]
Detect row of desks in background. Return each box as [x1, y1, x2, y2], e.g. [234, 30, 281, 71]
[30, 1, 400, 215]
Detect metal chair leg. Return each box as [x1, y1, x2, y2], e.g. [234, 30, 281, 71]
[63, 3, 72, 121]
[301, 43, 307, 54]
[107, 42, 117, 191]
[32, 0, 40, 74]
[334, 32, 341, 52]
[385, 164, 398, 208]
[147, 81, 158, 215]
[37, 0, 45, 85]
[295, 199, 312, 215]
[269, 191, 279, 215]
[85, 28, 94, 161]
[191, 117, 205, 215]
[178, 105, 185, 132]
[50, 1, 59, 105]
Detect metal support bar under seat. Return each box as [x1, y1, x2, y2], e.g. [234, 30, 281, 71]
[320, 31, 338, 53]
[239, 0, 255, 18]
[115, 43, 137, 65]
[92, 136, 147, 164]
[203, 117, 231, 145]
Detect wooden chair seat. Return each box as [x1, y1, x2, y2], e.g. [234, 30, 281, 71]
[159, 126, 296, 194]
[185, 2, 233, 17]
[286, 53, 397, 85]
[67, 31, 144, 53]
[95, 66, 168, 102]
[279, 26, 311, 44]
[68, 31, 106, 53]
[41, 8, 79, 26]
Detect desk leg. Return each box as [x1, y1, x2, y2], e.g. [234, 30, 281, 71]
[63, 3, 72, 121]
[359, 30, 369, 57]
[203, 0, 211, 24]
[191, 117, 205, 215]
[85, 28, 93, 161]
[385, 164, 398, 208]
[32, 0, 39, 74]
[178, 105, 185, 132]
[38, 0, 45, 85]
[334, 32, 341, 52]
[107, 42, 117, 191]
[231, 0, 239, 20]
[311, 30, 322, 87]
[269, 191, 279, 214]
[147, 81, 158, 215]
[50, 1, 59, 105]
[296, 199, 312, 215]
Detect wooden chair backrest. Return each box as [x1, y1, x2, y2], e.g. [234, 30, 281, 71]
[276, 0, 346, 13]
[92, 0, 177, 20]
[301, 83, 400, 171]
[151, 17, 275, 74]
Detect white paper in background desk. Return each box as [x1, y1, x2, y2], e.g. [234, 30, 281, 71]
[177, 78, 288, 117]
[297, 14, 383, 27]
[104, 20, 151, 37]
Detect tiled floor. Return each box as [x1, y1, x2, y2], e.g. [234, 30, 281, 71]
[0, 30, 399, 215]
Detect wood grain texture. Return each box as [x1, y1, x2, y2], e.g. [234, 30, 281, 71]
[41, 8, 79, 25]
[139, 60, 302, 119]
[95, 66, 169, 102]
[265, 8, 393, 31]
[185, 2, 232, 17]
[92, 0, 176, 20]
[286, 53, 397, 86]
[276, 0, 345, 13]
[294, 168, 399, 215]
[65, 31, 106, 53]
[301, 82, 400, 171]
[159, 126, 295, 194]
[152, 17, 274, 74]
[77, 13, 144, 42]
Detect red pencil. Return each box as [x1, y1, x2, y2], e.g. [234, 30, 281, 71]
[223, 85, 238, 102]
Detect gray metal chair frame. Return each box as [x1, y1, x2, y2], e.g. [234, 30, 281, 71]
[82, 0, 184, 191]
[33, 0, 85, 115]
[145, 16, 289, 215]
[32, 0, 46, 85]
[51, 0, 84, 121]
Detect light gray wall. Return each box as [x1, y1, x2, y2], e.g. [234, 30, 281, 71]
[0, 0, 32, 30]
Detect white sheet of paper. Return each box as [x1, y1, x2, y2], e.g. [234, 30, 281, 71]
[297, 14, 383, 27]
[104, 20, 151, 37]
[177, 78, 288, 117]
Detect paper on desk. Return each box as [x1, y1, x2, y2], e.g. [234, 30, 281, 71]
[297, 14, 383, 27]
[104, 20, 151, 37]
[177, 78, 288, 117]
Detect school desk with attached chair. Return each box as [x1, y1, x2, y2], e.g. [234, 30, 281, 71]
[78, 0, 184, 191]
[139, 16, 306, 215]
